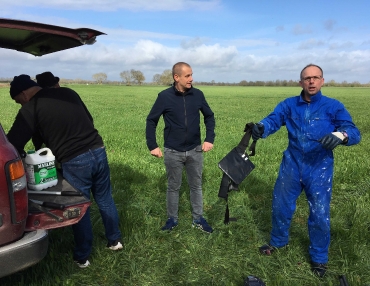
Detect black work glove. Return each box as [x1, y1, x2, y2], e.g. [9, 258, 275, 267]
[319, 133, 343, 150]
[252, 123, 264, 141]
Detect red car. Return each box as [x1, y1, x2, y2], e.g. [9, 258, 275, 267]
[0, 18, 105, 278]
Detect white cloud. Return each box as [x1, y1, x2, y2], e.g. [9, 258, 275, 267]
[2, 37, 370, 84]
[1, 5, 370, 84]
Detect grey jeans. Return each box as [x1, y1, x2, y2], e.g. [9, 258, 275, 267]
[164, 145, 203, 221]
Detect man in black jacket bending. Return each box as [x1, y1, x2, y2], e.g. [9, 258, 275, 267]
[146, 62, 215, 233]
[7, 74, 122, 268]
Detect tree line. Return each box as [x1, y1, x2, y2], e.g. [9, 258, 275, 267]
[90, 70, 370, 87]
[92, 69, 173, 86]
[1, 71, 369, 87]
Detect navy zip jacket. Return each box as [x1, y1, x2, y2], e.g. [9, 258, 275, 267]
[146, 85, 215, 152]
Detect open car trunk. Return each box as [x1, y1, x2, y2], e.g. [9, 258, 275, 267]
[0, 18, 104, 231]
[0, 18, 105, 56]
[0, 18, 104, 278]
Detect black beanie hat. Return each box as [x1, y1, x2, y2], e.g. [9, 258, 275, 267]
[36, 71, 60, 88]
[10, 74, 39, 99]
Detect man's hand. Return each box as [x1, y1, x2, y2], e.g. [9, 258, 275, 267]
[202, 142, 213, 152]
[150, 147, 163, 158]
[319, 133, 343, 150]
[252, 123, 264, 141]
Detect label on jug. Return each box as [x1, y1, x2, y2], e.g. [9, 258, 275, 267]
[26, 160, 57, 185]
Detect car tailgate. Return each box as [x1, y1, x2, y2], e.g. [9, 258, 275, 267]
[26, 171, 90, 231]
[0, 18, 105, 56]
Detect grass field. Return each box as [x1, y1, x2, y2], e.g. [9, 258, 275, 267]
[0, 85, 369, 286]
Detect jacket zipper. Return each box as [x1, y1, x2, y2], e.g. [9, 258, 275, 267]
[183, 95, 188, 150]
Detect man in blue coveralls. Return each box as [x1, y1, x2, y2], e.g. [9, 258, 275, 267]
[252, 64, 361, 277]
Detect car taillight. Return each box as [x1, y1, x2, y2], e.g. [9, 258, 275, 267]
[7, 159, 28, 223]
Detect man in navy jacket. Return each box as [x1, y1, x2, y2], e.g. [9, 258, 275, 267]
[146, 62, 215, 233]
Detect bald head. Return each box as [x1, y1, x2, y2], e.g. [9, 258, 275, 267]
[172, 62, 191, 79]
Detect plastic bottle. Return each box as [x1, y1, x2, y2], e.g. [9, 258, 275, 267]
[25, 148, 58, 191]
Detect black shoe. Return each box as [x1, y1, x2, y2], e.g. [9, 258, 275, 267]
[259, 244, 276, 255]
[311, 262, 327, 277]
[192, 217, 213, 233]
[161, 217, 178, 231]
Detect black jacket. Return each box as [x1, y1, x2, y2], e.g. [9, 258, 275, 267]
[146, 85, 215, 152]
[7, 87, 103, 162]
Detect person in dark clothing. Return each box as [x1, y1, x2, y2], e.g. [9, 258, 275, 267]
[146, 62, 215, 233]
[32, 71, 59, 150]
[7, 74, 123, 268]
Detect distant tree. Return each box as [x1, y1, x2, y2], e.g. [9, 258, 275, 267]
[152, 74, 161, 85]
[130, 69, 145, 85]
[120, 71, 132, 85]
[92, 73, 107, 84]
[288, 80, 298, 86]
[239, 80, 248, 86]
[159, 69, 173, 85]
[350, 81, 361, 87]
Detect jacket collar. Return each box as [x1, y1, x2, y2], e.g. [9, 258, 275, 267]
[173, 84, 193, 96]
[299, 90, 322, 104]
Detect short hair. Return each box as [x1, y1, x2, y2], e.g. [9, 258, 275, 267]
[172, 62, 191, 78]
[300, 64, 323, 79]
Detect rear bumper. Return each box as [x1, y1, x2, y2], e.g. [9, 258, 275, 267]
[0, 229, 48, 278]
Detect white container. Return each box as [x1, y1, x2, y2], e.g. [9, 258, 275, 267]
[25, 148, 58, 191]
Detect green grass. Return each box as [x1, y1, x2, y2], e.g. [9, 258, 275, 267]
[0, 85, 369, 285]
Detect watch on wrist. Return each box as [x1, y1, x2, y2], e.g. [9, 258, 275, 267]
[341, 131, 349, 144]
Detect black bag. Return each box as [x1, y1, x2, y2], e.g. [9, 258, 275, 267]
[218, 122, 256, 223]
[218, 147, 255, 185]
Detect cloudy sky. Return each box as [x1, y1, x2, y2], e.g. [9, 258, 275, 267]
[1, 0, 369, 83]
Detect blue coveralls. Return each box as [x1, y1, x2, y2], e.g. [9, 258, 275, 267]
[260, 90, 361, 264]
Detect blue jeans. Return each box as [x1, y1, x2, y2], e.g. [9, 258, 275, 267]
[62, 146, 121, 261]
[164, 145, 203, 221]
